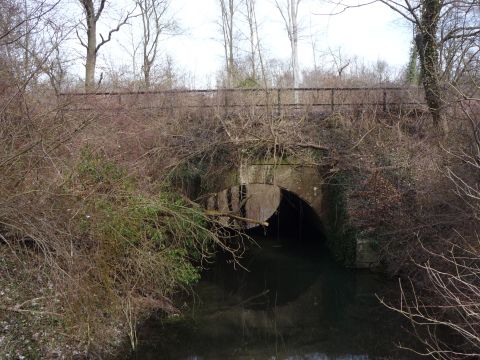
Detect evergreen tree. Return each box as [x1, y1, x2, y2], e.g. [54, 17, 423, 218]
[405, 41, 420, 85]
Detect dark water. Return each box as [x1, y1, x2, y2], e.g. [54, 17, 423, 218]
[130, 236, 419, 360]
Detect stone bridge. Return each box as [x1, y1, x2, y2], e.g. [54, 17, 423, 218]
[61, 87, 420, 269]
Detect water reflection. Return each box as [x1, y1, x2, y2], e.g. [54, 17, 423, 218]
[131, 237, 418, 360]
[185, 354, 372, 360]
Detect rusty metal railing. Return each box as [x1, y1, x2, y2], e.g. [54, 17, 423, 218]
[59, 86, 427, 114]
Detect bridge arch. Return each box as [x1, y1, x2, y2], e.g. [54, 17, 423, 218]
[205, 164, 324, 232]
[204, 162, 378, 268]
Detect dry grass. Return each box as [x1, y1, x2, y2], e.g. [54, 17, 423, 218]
[0, 89, 246, 358]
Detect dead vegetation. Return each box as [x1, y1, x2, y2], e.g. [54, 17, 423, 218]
[2, 70, 479, 358]
[0, 2, 479, 357]
[0, 87, 250, 358]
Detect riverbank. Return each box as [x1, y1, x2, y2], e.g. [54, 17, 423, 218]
[0, 149, 240, 359]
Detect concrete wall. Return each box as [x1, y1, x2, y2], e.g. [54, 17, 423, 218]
[238, 164, 324, 217]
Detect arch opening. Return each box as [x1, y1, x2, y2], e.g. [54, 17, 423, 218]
[207, 184, 326, 245]
[247, 188, 327, 248]
[206, 183, 282, 229]
[207, 188, 330, 309]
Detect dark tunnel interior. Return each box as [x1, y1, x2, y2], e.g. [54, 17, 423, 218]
[207, 188, 332, 308]
[246, 188, 327, 248]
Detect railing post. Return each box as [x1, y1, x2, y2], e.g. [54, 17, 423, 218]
[330, 89, 335, 113]
[169, 92, 174, 116]
[277, 88, 281, 115]
[224, 89, 228, 118]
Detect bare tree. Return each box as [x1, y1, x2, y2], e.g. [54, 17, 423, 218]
[329, 0, 479, 133]
[308, 19, 320, 73]
[437, 1, 480, 93]
[136, 0, 176, 89]
[243, 0, 269, 87]
[0, 0, 59, 46]
[118, 26, 142, 86]
[415, 0, 445, 130]
[383, 240, 480, 360]
[218, 0, 239, 87]
[274, 0, 302, 102]
[24, 16, 72, 94]
[77, 0, 135, 91]
[242, 0, 258, 82]
[0, 0, 67, 92]
[328, 47, 350, 79]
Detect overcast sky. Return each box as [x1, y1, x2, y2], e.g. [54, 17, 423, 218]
[75, 0, 413, 88]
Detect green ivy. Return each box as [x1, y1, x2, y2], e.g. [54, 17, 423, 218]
[70, 147, 220, 297]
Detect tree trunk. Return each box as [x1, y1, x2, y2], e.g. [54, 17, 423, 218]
[246, 0, 256, 81]
[416, 0, 447, 133]
[247, 0, 257, 83]
[227, 0, 234, 86]
[84, 1, 96, 92]
[143, 60, 151, 90]
[291, 0, 300, 103]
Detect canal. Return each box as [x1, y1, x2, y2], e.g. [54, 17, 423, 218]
[130, 190, 419, 359]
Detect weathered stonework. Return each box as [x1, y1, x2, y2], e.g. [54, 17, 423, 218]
[207, 184, 281, 229]
[238, 164, 324, 215]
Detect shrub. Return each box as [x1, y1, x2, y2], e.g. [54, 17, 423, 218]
[1, 146, 234, 357]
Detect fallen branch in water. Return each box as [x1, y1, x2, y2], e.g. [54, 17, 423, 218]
[235, 289, 270, 308]
[205, 210, 269, 227]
